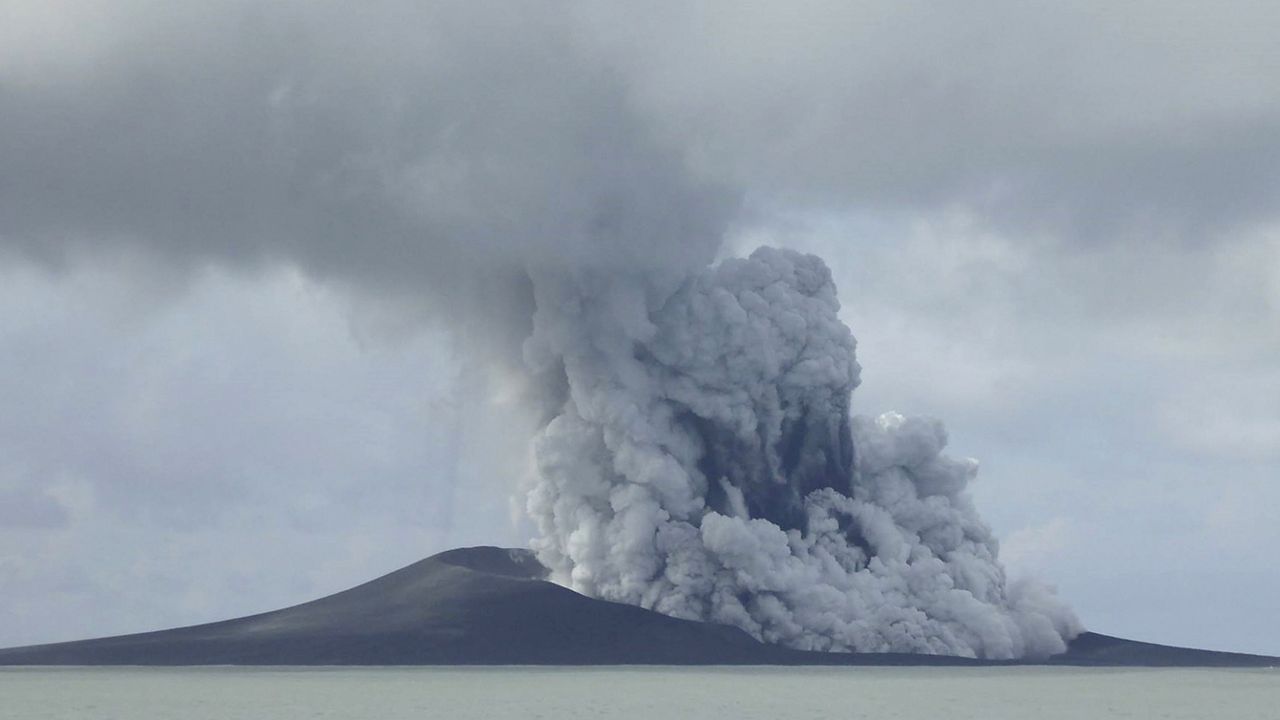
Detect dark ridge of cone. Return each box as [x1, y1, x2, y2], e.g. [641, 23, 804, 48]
[1050, 631, 1278, 667]
[0, 547, 1275, 667]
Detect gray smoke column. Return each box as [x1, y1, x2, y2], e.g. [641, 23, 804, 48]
[523, 247, 1080, 659]
[0, 2, 1080, 658]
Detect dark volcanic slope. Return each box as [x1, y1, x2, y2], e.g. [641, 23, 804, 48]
[1049, 631, 1277, 667]
[0, 547, 777, 665]
[1, 547, 1275, 666]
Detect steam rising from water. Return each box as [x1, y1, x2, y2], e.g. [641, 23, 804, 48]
[524, 247, 1079, 658]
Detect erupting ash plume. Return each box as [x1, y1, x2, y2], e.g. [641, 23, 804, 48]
[0, 2, 1086, 659]
[523, 247, 1079, 659]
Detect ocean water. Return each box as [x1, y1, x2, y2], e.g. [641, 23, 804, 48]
[2, 666, 1277, 719]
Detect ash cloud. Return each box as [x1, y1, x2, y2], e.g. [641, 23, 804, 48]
[7, 1, 1278, 280]
[526, 247, 1078, 658]
[0, 1, 736, 356]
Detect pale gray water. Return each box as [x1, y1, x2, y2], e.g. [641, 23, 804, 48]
[2, 666, 1277, 719]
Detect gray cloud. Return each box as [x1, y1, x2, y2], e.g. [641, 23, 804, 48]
[6, 1, 1279, 291]
[586, 1, 1280, 239]
[1, 1, 736, 357]
[0, 487, 69, 529]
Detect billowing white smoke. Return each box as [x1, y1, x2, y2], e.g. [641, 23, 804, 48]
[524, 246, 1080, 659]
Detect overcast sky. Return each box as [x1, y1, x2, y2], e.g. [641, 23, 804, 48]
[1, 1, 1277, 655]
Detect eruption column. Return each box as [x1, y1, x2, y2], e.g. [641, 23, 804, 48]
[524, 246, 1079, 659]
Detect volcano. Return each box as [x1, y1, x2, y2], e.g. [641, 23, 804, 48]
[1, 547, 1274, 667]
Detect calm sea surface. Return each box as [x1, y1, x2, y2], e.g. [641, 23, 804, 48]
[2, 666, 1277, 719]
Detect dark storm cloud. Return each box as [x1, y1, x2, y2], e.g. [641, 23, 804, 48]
[575, 1, 1280, 240]
[5, 1, 1279, 301]
[0, 1, 737, 346]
